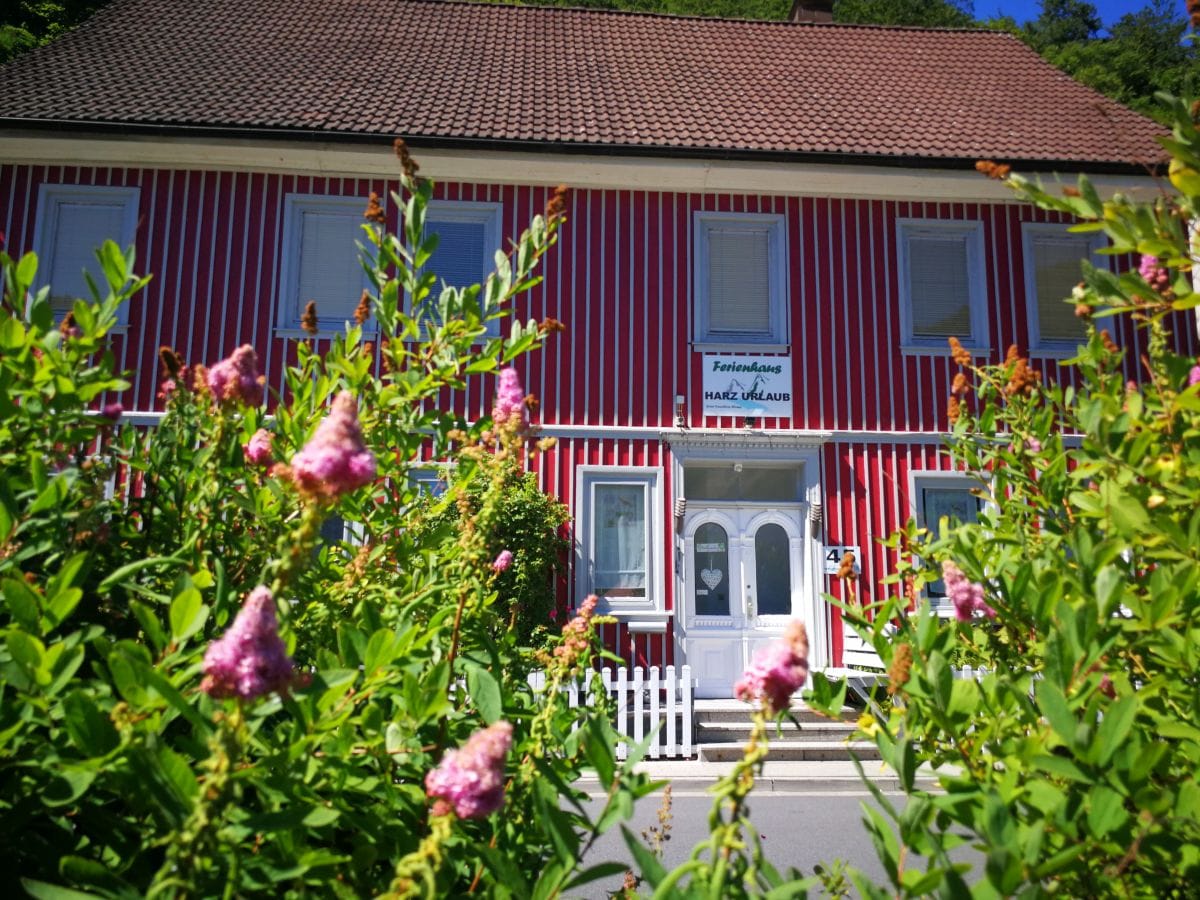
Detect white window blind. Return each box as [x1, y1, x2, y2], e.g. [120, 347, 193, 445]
[907, 233, 972, 338]
[46, 201, 126, 312]
[1030, 233, 1089, 342]
[708, 228, 771, 335]
[426, 219, 487, 291]
[296, 207, 363, 325]
[33, 186, 140, 323]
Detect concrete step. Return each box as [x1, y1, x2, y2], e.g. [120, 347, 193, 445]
[693, 700, 857, 725]
[700, 740, 882, 763]
[695, 720, 859, 744]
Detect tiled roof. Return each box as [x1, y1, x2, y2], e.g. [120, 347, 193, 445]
[0, 0, 1165, 167]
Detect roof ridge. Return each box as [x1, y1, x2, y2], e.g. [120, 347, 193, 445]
[403, 0, 1009, 33]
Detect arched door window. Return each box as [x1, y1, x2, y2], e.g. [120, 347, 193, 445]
[693, 522, 730, 616]
[754, 522, 791, 616]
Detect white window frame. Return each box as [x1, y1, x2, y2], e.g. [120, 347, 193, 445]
[417, 200, 504, 338]
[32, 184, 140, 326]
[692, 211, 788, 349]
[909, 471, 985, 617]
[896, 218, 988, 354]
[1021, 223, 1106, 357]
[575, 465, 664, 619]
[276, 194, 372, 335]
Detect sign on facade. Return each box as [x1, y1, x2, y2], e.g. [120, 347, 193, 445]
[822, 545, 861, 575]
[701, 355, 793, 419]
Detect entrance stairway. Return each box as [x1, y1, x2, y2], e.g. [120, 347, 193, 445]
[694, 699, 880, 763]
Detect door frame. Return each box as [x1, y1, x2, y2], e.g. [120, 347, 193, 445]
[667, 438, 828, 694]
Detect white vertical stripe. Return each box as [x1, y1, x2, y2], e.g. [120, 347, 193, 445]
[852, 200, 867, 429]
[598, 190, 607, 426]
[168, 172, 192, 358]
[131, 169, 155, 404]
[263, 174, 289, 398]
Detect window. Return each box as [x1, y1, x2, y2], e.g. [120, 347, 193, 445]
[1022, 223, 1105, 353]
[897, 219, 987, 351]
[911, 474, 981, 613]
[693, 212, 787, 346]
[278, 195, 370, 333]
[417, 201, 503, 337]
[576, 466, 664, 616]
[33, 185, 140, 322]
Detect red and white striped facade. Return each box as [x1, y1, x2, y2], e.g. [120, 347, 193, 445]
[3, 146, 1193, 692]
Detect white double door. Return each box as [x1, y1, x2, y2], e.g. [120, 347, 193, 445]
[678, 505, 812, 698]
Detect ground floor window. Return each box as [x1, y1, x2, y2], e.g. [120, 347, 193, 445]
[912, 473, 981, 613]
[576, 466, 663, 616]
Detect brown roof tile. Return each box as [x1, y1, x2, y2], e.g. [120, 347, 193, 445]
[0, 0, 1165, 167]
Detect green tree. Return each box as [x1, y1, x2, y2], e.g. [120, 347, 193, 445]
[1023, 0, 1101, 49]
[833, 0, 975, 28]
[0, 0, 110, 63]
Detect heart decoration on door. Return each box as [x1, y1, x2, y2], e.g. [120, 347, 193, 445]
[700, 568, 723, 590]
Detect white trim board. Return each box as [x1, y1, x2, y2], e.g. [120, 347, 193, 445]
[0, 132, 1159, 203]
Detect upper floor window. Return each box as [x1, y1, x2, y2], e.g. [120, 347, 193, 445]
[693, 212, 787, 347]
[575, 466, 664, 618]
[277, 194, 370, 333]
[33, 185, 140, 323]
[418, 201, 503, 338]
[897, 219, 987, 352]
[1022, 223, 1105, 354]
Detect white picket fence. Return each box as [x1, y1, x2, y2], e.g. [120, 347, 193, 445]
[527, 665, 696, 760]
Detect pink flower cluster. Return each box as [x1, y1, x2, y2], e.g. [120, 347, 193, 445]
[425, 721, 513, 819]
[492, 549, 513, 573]
[734, 620, 810, 715]
[942, 560, 996, 622]
[492, 367, 527, 430]
[1189, 364, 1200, 387]
[201, 586, 293, 701]
[1138, 254, 1171, 295]
[101, 402, 123, 423]
[207, 345, 264, 406]
[244, 428, 274, 467]
[290, 392, 376, 498]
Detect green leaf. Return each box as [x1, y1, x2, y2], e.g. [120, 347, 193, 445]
[385, 722, 405, 756]
[62, 691, 119, 757]
[1094, 696, 1137, 767]
[1087, 785, 1128, 838]
[561, 862, 630, 892]
[21, 879, 104, 900]
[1036, 679, 1076, 746]
[168, 588, 207, 642]
[3, 576, 42, 633]
[302, 805, 341, 827]
[620, 824, 667, 889]
[465, 664, 502, 724]
[43, 765, 96, 807]
[8, 629, 47, 683]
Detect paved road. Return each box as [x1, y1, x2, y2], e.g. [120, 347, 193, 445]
[575, 785, 977, 897]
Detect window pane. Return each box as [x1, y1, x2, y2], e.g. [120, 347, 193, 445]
[593, 484, 647, 598]
[708, 227, 770, 335]
[754, 523, 791, 615]
[1032, 235, 1088, 342]
[908, 234, 971, 338]
[922, 487, 978, 597]
[48, 200, 127, 309]
[426, 219, 486, 291]
[684, 467, 739, 501]
[298, 209, 363, 322]
[694, 522, 730, 616]
[684, 465, 802, 502]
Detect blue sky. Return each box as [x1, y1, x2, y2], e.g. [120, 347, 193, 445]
[972, 1, 1155, 28]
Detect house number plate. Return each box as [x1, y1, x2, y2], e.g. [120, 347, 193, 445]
[822, 545, 861, 575]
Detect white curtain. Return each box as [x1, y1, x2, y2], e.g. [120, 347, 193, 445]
[593, 484, 647, 598]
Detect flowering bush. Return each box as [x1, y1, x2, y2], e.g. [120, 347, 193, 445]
[0, 151, 673, 898]
[807, 94, 1200, 896]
